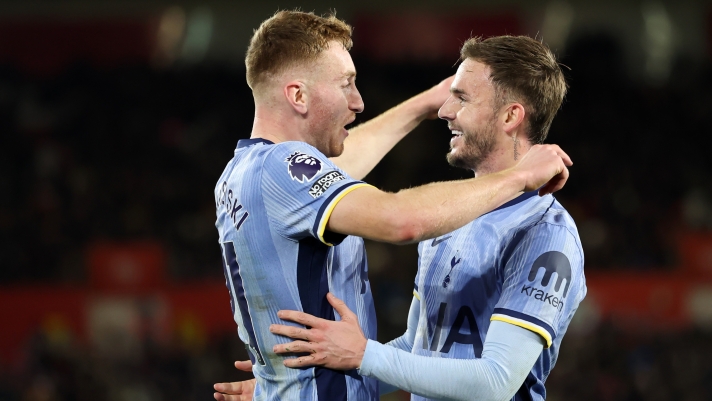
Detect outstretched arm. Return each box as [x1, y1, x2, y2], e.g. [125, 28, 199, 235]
[331, 77, 453, 180]
[270, 294, 544, 401]
[359, 320, 543, 401]
[327, 144, 572, 244]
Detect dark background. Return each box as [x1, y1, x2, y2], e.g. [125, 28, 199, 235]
[2, 1, 712, 400]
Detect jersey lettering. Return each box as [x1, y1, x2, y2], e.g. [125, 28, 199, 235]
[441, 305, 482, 356]
[217, 181, 249, 231]
[426, 302, 483, 356]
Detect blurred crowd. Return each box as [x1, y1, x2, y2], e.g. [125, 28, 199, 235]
[546, 322, 712, 401]
[3, 33, 712, 285]
[4, 318, 712, 401]
[0, 325, 254, 401]
[3, 32, 712, 400]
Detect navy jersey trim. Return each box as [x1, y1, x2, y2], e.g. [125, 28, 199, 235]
[485, 190, 539, 216]
[237, 138, 275, 149]
[221, 242, 265, 365]
[312, 181, 364, 246]
[296, 237, 347, 401]
[493, 307, 556, 342]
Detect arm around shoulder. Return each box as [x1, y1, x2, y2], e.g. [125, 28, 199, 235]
[326, 169, 526, 244]
[326, 144, 572, 244]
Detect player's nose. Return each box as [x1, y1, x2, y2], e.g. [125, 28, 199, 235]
[350, 86, 364, 113]
[438, 96, 456, 121]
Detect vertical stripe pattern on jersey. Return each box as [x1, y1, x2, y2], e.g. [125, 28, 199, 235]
[297, 237, 347, 401]
[222, 241, 264, 364]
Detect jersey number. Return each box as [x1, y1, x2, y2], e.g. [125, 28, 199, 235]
[221, 241, 265, 365]
[425, 302, 483, 357]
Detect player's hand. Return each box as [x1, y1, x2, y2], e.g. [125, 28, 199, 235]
[214, 361, 255, 401]
[270, 293, 367, 371]
[509, 144, 572, 195]
[421, 76, 455, 119]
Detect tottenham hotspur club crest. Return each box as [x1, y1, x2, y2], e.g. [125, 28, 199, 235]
[285, 151, 323, 183]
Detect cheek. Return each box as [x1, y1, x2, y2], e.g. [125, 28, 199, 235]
[461, 108, 489, 127]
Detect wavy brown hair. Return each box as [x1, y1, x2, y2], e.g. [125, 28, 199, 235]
[461, 36, 567, 144]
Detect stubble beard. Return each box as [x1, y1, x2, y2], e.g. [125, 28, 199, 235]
[306, 128, 343, 158]
[306, 104, 346, 158]
[446, 119, 498, 172]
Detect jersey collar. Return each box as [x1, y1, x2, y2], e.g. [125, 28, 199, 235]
[237, 138, 274, 149]
[488, 190, 540, 215]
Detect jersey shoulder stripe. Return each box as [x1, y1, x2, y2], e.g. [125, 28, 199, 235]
[491, 308, 555, 348]
[313, 182, 373, 246]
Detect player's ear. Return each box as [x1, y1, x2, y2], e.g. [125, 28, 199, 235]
[502, 102, 526, 134]
[284, 81, 308, 115]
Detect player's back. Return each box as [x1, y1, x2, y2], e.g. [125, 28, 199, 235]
[214, 138, 378, 401]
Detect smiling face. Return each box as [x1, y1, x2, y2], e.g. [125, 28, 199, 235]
[438, 59, 501, 173]
[304, 42, 364, 157]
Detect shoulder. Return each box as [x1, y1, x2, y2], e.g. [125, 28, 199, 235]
[505, 197, 584, 266]
[262, 142, 333, 179]
[535, 199, 580, 243]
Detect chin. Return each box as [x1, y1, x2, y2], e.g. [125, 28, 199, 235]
[446, 152, 460, 167]
[447, 152, 478, 171]
[331, 143, 345, 158]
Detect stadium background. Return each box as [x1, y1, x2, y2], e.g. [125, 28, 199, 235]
[2, 0, 712, 400]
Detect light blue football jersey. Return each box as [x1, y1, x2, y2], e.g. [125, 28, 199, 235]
[214, 138, 379, 401]
[411, 191, 586, 401]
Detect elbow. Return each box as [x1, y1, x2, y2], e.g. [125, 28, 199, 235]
[380, 209, 421, 244]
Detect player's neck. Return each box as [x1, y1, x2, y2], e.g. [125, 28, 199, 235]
[250, 106, 305, 144]
[472, 143, 535, 205]
[473, 139, 533, 178]
[472, 152, 517, 178]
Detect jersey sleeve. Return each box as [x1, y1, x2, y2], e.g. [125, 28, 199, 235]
[260, 142, 372, 246]
[491, 222, 585, 348]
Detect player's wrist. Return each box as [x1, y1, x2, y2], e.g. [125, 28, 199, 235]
[356, 339, 376, 374]
[498, 167, 529, 193]
[352, 336, 368, 369]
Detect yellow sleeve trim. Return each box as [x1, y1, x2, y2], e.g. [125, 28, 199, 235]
[317, 183, 374, 246]
[412, 290, 421, 301]
[491, 315, 553, 348]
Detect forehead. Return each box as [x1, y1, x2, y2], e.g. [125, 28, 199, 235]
[315, 41, 356, 77]
[452, 59, 493, 95]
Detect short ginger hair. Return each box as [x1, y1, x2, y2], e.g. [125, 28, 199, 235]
[245, 10, 353, 90]
[461, 36, 567, 144]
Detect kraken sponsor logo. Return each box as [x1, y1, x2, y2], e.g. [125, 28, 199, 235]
[520, 285, 564, 311]
[527, 251, 571, 297]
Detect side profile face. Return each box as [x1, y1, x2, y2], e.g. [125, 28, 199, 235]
[304, 42, 364, 157]
[438, 58, 500, 172]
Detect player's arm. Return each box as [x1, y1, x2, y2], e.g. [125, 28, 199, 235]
[358, 321, 544, 401]
[326, 144, 571, 244]
[330, 77, 453, 180]
[385, 295, 419, 352]
[270, 294, 543, 401]
[378, 295, 421, 396]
